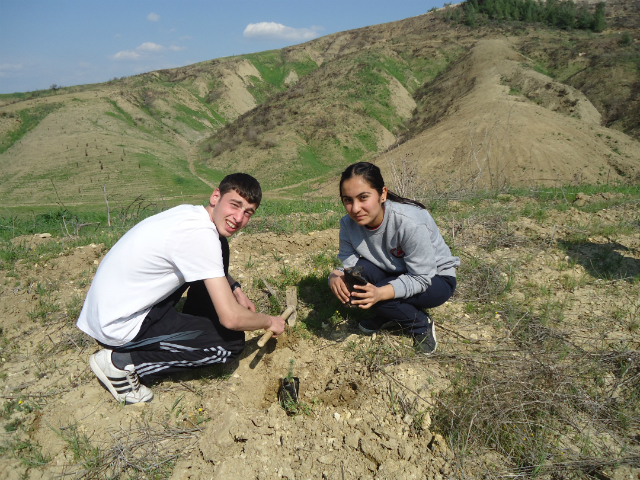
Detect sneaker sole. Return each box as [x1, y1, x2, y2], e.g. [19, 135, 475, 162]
[419, 324, 437, 355]
[89, 354, 152, 404]
[431, 323, 437, 354]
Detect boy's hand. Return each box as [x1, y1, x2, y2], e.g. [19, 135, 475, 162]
[233, 287, 256, 312]
[269, 315, 286, 337]
[329, 270, 350, 304]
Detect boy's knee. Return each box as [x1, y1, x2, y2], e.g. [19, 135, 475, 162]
[226, 339, 245, 361]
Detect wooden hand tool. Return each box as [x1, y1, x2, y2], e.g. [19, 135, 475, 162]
[257, 286, 297, 347]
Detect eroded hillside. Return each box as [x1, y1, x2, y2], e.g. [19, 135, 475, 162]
[371, 37, 640, 192]
[0, 3, 639, 209]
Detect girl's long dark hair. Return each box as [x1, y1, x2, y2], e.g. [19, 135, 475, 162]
[339, 162, 426, 209]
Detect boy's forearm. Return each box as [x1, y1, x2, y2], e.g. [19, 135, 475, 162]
[225, 306, 273, 331]
[204, 277, 269, 331]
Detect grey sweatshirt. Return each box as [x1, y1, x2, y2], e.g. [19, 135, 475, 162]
[337, 200, 460, 299]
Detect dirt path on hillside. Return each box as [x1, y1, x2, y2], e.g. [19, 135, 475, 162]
[267, 176, 336, 198]
[174, 134, 216, 190]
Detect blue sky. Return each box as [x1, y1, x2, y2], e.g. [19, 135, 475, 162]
[0, 1, 443, 94]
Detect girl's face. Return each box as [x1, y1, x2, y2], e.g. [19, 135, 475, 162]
[340, 176, 387, 227]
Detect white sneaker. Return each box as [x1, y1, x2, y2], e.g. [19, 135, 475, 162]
[89, 349, 153, 404]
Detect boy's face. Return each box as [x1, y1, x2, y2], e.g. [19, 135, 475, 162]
[209, 188, 257, 237]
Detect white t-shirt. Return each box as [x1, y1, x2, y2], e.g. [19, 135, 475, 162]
[77, 205, 225, 346]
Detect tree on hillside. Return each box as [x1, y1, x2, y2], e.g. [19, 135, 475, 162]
[463, 0, 605, 32]
[592, 2, 606, 32]
[576, 4, 594, 30]
[464, 0, 479, 25]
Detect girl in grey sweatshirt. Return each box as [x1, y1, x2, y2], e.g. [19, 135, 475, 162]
[328, 162, 460, 354]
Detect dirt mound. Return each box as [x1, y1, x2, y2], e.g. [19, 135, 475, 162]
[380, 38, 640, 188]
[172, 341, 451, 480]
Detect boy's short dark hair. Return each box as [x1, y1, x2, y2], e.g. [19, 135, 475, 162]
[219, 173, 262, 207]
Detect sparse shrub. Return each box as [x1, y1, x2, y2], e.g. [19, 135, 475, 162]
[386, 150, 425, 202]
[206, 90, 221, 103]
[210, 142, 225, 157]
[228, 135, 241, 151]
[433, 305, 640, 476]
[261, 135, 278, 149]
[619, 32, 632, 46]
[245, 127, 259, 143]
[455, 256, 510, 303]
[255, 113, 269, 126]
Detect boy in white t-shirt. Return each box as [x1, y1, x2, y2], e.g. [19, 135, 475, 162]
[77, 174, 285, 404]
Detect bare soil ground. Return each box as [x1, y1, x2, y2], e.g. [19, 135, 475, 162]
[1, 193, 639, 479]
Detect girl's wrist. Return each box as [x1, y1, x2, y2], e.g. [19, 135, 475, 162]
[378, 284, 395, 301]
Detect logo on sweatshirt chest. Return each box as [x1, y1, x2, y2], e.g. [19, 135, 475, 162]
[390, 246, 405, 258]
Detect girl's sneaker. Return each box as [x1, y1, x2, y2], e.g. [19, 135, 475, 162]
[358, 316, 402, 334]
[89, 349, 153, 404]
[414, 316, 437, 355]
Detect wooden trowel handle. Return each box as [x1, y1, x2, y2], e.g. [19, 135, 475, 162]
[257, 305, 296, 347]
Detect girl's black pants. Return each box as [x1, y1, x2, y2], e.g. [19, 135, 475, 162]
[356, 257, 456, 335]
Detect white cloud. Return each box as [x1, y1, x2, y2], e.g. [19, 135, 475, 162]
[110, 42, 167, 62]
[147, 12, 160, 22]
[137, 42, 164, 52]
[169, 45, 187, 51]
[0, 63, 23, 71]
[109, 50, 141, 61]
[243, 22, 322, 41]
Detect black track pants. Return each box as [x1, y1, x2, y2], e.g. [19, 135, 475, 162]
[104, 237, 245, 384]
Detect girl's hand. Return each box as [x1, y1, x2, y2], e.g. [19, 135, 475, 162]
[329, 270, 350, 304]
[350, 283, 395, 309]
